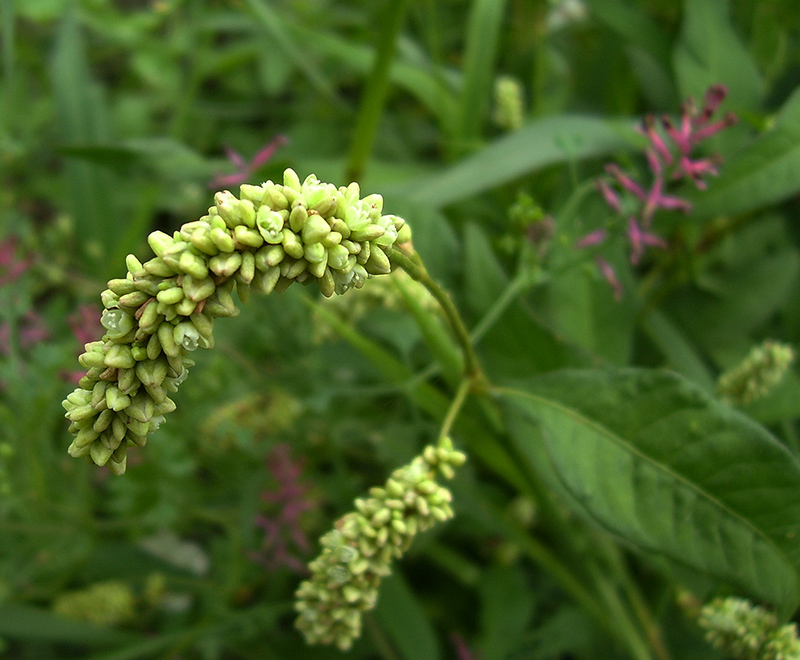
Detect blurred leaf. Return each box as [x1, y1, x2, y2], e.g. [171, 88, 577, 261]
[50, 9, 118, 277]
[673, 0, 763, 111]
[375, 572, 440, 660]
[584, 0, 676, 107]
[664, 216, 800, 365]
[58, 138, 213, 180]
[477, 565, 536, 660]
[639, 308, 715, 392]
[690, 86, 800, 217]
[454, 0, 507, 152]
[400, 116, 635, 208]
[501, 368, 800, 616]
[242, 0, 339, 105]
[0, 603, 139, 646]
[1, 0, 14, 81]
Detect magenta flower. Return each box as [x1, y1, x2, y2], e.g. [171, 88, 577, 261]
[209, 135, 288, 190]
[0, 310, 50, 356]
[0, 236, 32, 287]
[575, 84, 736, 295]
[250, 443, 315, 573]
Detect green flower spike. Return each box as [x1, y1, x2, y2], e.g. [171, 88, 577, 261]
[698, 596, 800, 660]
[294, 436, 466, 651]
[62, 169, 409, 474]
[717, 340, 796, 406]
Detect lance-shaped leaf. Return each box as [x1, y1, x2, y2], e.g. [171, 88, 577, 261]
[499, 368, 800, 616]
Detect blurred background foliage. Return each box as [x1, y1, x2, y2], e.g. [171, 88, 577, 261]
[3, 0, 800, 658]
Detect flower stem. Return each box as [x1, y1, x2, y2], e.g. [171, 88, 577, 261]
[387, 247, 485, 387]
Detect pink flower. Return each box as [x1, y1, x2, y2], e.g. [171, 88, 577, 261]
[627, 217, 667, 265]
[0, 236, 32, 287]
[595, 256, 623, 301]
[250, 444, 315, 573]
[0, 310, 50, 356]
[209, 135, 288, 190]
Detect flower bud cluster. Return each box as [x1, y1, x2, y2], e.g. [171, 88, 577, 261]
[314, 268, 437, 343]
[717, 340, 796, 406]
[62, 169, 409, 474]
[698, 596, 800, 660]
[493, 75, 525, 131]
[294, 436, 466, 650]
[52, 580, 136, 627]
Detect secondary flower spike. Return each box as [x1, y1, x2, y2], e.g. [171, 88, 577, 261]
[62, 169, 410, 475]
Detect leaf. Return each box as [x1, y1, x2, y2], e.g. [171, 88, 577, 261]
[58, 138, 213, 180]
[477, 565, 537, 660]
[673, 0, 763, 112]
[639, 308, 715, 393]
[397, 116, 636, 208]
[453, 0, 507, 151]
[500, 368, 800, 616]
[0, 603, 138, 646]
[375, 572, 440, 660]
[690, 86, 800, 218]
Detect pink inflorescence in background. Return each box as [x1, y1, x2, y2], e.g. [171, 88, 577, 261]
[576, 84, 737, 297]
[250, 443, 316, 573]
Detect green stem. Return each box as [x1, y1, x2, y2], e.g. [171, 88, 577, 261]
[345, 0, 409, 183]
[388, 248, 484, 385]
[439, 378, 471, 441]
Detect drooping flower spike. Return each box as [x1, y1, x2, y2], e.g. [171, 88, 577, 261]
[62, 169, 410, 474]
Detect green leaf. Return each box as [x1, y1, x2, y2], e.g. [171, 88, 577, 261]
[453, 0, 507, 153]
[399, 115, 635, 208]
[0, 603, 138, 646]
[690, 87, 800, 218]
[500, 368, 800, 616]
[673, 0, 762, 112]
[639, 308, 715, 392]
[375, 572, 440, 660]
[477, 565, 537, 660]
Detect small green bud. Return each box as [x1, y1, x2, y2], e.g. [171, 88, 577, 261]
[234, 224, 264, 248]
[147, 230, 174, 258]
[157, 321, 180, 357]
[282, 228, 305, 259]
[79, 349, 108, 370]
[182, 275, 216, 302]
[146, 331, 162, 360]
[265, 186, 289, 210]
[174, 296, 197, 317]
[256, 207, 285, 243]
[156, 286, 184, 305]
[187, 227, 219, 256]
[289, 204, 308, 233]
[209, 226, 236, 252]
[255, 244, 285, 270]
[107, 278, 138, 296]
[209, 251, 243, 277]
[349, 225, 385, 242]
[178, 250, 209, 279]
[304, 242, 327, 264]
[365, 246, 391, 275]
[126, 254, 145, 277]
[283, 167, 302, 191]
[254, 266, 281, 295]
[143, 257, 175, 278]
[105, 344, 136, 369]
[238, 251, 256, 283]
[302, 214, 330, 244]
[326, 244, 350, 271]
[239, 183, 266, 205]
[90, 442, 114, 467]
[138, 300, 161, 334]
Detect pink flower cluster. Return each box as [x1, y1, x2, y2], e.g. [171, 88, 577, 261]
[250, 443, 316, 573]
[209, 135, 288, 190]
[577, 84, 737, 298]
